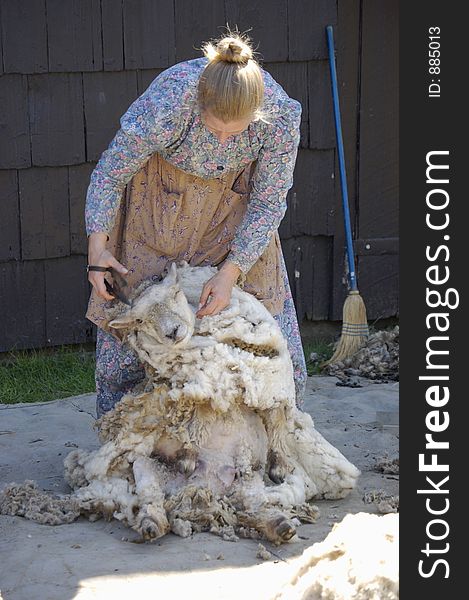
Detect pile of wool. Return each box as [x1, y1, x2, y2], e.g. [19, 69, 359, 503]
[325, 326, 399, 383]
[274, 512, 399, 600]
[0, 480, 81, 524]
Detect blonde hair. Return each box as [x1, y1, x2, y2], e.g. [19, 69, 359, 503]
[198, 31, 265, 122]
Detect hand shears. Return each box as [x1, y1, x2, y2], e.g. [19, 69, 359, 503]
[86, 265, 132, 306]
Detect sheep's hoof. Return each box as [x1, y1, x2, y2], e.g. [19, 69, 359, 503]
[176, 448, 198, 477]
[275, 519, 296, 542]
[267, 451, 288, 484]
[140, 517, 165, 541]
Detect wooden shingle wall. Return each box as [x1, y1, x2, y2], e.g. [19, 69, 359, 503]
[0, 0, 398, 352]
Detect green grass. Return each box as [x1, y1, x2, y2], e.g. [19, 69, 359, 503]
[0, 346, 96, 404]
[302, 338, 334, 376]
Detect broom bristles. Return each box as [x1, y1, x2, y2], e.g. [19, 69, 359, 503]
[322, 291, 369, 367]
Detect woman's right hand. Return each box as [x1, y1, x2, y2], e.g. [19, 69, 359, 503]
[87, 232, 129, 301]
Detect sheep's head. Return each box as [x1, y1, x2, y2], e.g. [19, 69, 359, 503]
[108, 263, 195, 348]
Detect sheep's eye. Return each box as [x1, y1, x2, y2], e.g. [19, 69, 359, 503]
[136, 318, 143, 324]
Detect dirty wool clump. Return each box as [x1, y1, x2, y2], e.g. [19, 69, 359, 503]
[274, 513, 399, 600]
[363, 489, 400, 514]
[257, 543, 273, 560]
[375, 456, 399, 475]
[0, 480, 81, 524]
[325, 326, 399, 383]
[0, 263, 359, 545]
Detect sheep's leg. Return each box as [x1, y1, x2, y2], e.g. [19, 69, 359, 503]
[267, 449, 290, 485]
[175, 447, 198, 477]
[261, 407, 293, 484]
[65, 448, 136, 523]
[232, 472, 297, 544]
[263, 408, 360, 500]
[238, 508, 297, 544]
[73, 476, 136, 524]
[283, 411, 361, 500]
[132, 456, 170, 541]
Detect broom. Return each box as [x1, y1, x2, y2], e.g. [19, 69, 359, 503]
[322, 25, 369, 366]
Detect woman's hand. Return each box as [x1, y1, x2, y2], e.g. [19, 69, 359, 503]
[196, 261, 242, 318]
[88, 232, 129, 301]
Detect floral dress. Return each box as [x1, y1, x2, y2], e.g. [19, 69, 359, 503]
[85, 57, 307, 411]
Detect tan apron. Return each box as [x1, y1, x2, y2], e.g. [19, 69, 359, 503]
[86, 152, 286, 336]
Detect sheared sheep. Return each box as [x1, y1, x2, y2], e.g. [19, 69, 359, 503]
[1, 262, 360, 544]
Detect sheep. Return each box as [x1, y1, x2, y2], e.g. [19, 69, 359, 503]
[1, 262, 360, 544]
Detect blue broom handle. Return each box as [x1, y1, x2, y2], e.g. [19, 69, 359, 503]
[326, 25, 357, 292]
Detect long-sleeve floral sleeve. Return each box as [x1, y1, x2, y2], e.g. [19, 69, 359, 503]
[85, 69, 190, 237]
[227, 99, 302, 274]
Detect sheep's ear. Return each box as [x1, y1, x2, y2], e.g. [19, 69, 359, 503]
[108, 314, 138, 329]
[163, 262, 179, 286]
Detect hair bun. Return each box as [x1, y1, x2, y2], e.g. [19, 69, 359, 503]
[216, 36, 253, 64]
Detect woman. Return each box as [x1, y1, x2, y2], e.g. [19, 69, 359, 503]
[85, 32, 307, 417]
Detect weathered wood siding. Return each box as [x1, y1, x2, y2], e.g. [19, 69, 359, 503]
[0, 0, 398, 351]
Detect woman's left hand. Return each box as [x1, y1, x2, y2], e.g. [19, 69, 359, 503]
[196, 262, 242, 318]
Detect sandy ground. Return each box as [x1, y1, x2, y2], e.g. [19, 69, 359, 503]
[0, 375, 398, 600]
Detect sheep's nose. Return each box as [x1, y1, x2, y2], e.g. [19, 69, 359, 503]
[166, 326, 179, 341]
